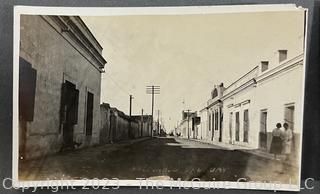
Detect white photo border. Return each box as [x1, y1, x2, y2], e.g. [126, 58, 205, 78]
[13, 4, 308, 191]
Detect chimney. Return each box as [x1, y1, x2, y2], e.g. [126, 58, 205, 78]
[278, 50, 288, 63]
[261, 61, 269, 72]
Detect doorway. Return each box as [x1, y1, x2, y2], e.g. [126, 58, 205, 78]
[211, 112, 215, 141]
[284, 104, 295, 152]
[219, 108, 223, 142]
[85, 92, 94, 136]
[284, 105, 295, 130]
[235, 112, 240, 141]
[61, 81, 79, 147]
[229, 112, 233, 144]
[243, 109, 249, 143]
[259, 110, 268, 149]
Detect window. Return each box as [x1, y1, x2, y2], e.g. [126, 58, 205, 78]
[279, 50, 288, 62]
[261, 61, 269, 72]
[86, 92, 94, 135]
[243, 109, 249, 142]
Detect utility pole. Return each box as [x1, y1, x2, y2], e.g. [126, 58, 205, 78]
[129, 95, 133, 139]
[129, 95, 133, 117]
[146, 85, 160, 137]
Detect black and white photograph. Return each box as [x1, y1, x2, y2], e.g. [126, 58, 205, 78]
[13, 4, 307, 191]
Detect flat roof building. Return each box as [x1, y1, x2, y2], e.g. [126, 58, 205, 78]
[19, 15, 107, 159]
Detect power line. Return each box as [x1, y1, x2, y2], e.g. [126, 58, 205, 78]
[102, 73, 145, 112]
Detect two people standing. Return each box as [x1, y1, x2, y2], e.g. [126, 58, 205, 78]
[269, 123, 293, 161]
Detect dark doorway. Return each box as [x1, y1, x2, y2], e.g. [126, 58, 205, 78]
[229, 112, 233, 144]
[60, 81, 79, 147]
[243, 109, 249, 143]
[86, 92, 94, 136]
[219, 108, 223, 142]
[235, 112, 240, 141]
[211, 112, 214, 140]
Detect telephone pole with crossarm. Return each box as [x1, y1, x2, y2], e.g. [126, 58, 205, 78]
[146, 85, 160, 137]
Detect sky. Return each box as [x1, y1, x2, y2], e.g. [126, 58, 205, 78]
[82, 9, 304, 132]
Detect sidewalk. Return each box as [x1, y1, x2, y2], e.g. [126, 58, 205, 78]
[185, 137, 252, 150]
[186, 138, 298, 168]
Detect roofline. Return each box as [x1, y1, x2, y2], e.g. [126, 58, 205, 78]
[225, 65, 259, 90]
[76, 16, 103, 51]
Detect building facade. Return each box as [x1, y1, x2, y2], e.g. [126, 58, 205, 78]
[198, 50, 304, 156]
[177, 111, 199, 139]
[206, 83, 225, 142]
[19, 15, 106, 159]
[221, 66, 258, 147]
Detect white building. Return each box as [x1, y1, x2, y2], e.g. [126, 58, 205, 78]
[199, 50, 304, 156]
[177, 111, 198, 139]
[199, 107, 208, 140]
[206, 83, 225, 142]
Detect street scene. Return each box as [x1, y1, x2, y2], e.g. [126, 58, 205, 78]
[17, 5, 306, 189]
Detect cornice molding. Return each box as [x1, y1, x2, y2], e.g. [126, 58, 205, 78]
[41, 16, 106, 72]
[221, 79, 256, 101]
[256, 54, 303, 84]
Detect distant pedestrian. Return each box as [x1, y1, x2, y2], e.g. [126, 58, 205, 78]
[281, 123, 293, 161]
[269, 123, 283, 160]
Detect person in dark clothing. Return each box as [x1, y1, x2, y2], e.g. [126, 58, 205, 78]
[269, 123, 283, 160]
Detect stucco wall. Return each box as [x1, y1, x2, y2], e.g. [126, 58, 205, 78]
[142, 120, 151, 137]
[20, 15, 102, 159]
[222, 85, 256, 147]
[221, 61, 303, 150]
[254, 63, 303, 154]
[100, 106, 111, 144]
[100, 105, 152, 142]
[254, 65, 303, 134]
[199, 110, 209, 140]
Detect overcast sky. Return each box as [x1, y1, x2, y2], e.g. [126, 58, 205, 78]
[82, 10, 304, 131]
